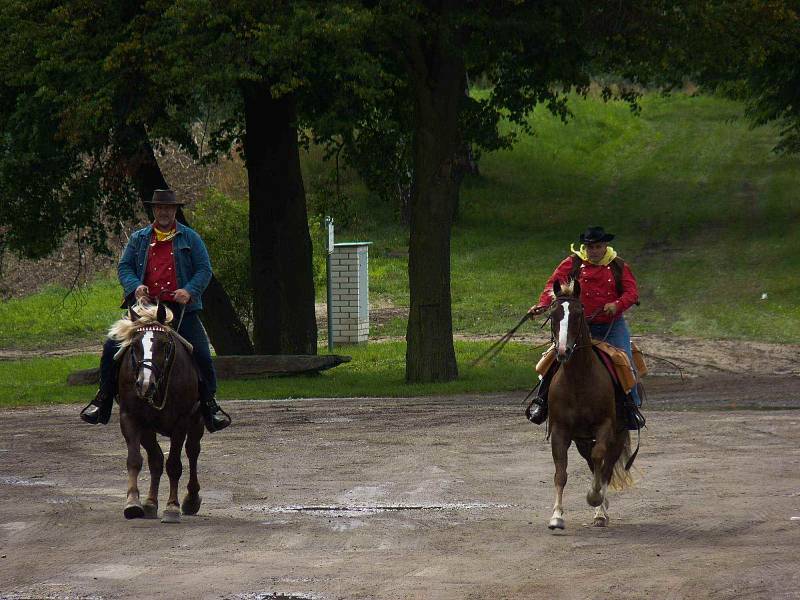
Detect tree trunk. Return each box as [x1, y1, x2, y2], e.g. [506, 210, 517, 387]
[241, 85, 317, 355]
[121, 125, 254, 355]
[404, 29, 465, 382]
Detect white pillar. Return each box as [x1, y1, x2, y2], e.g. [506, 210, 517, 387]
[331, 242, 371, 344]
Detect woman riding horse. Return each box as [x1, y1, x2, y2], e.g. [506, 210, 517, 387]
[527, 226, 645, 428]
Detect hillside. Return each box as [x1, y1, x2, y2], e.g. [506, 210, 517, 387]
[1, 92, 798, 349]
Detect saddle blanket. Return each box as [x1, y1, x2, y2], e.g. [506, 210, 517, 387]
[535, 340, 647, 394]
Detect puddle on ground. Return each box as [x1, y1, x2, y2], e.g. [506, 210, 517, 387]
[243, 502, 511, 517]
[0, 521, 31, 532]
[0, 585, 105, 600]
[77, 564, 146, 580]
[229, 594, 322, 600]
[0, 475, 54, 487]
[308, 417, 353, 424]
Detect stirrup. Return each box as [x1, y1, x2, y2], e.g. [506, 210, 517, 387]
[80, 391, 113, 425]
[201, 396, 231, 432]
[525, 396, 548, 425]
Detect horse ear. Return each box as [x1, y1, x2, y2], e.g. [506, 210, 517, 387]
[156, 301, 167, 324]
[552, 280, 562, 297]
[572, 280, 581, 298]
[130, 307, 140, 322]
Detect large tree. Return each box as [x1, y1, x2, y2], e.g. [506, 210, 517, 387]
[349, 1, 716, 382]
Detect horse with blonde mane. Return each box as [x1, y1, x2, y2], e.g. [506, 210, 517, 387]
[110, 300, 204, 523]
[546, 279, 634, 530]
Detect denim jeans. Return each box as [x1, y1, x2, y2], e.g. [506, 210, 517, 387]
[99, 307, 216, 396]
[589, 317, 641, 407]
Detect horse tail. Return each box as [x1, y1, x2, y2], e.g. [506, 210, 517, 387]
[609, 430, 635, 491]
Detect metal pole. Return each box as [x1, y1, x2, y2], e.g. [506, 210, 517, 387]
[325, 216, 334, 352]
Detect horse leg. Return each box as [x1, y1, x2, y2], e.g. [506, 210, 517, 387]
[120, 413, 144, 519]
[593, 430, 629, 527]
[140, 429, 163, 519]
[161, 430, 187, 524]
[549, 427, 571, 530]
[593, 498, 610, 527]
[575, 439, 594, 472]
[587, 420, 613, 508]
[181, 420, 204, 516]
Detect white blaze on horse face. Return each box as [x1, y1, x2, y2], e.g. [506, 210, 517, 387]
[139, 331, 155, 392]
[557, 301, 570, 353]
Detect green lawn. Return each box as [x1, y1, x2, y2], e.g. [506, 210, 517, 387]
[0, 91, 798, 406]
[0, 341, 540, 408]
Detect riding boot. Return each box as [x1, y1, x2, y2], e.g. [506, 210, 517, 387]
[80, 388, 114, 425]
[625, 395, 646, 430]
[525, 369, 554, 425]
[198, 383, 231, 433]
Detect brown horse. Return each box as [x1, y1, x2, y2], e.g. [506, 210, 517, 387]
[546, 279, 633, 530]
[110, 301, 204, 523]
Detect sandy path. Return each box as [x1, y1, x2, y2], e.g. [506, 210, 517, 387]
[1, 375, 799, 599]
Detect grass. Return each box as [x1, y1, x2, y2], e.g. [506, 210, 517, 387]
[1, 91, 798, 407]
[0, 341, 541, 408]
[359, 93, 800, 342]
[0, 277, 121, 349]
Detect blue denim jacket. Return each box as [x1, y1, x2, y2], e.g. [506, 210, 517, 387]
[118, 222, 212, 313]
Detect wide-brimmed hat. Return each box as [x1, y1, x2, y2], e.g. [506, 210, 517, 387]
[144, 189, 185, 206]
[579, 226, 614, 244]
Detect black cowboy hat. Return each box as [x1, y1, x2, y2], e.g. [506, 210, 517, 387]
[144, 189, 185, 206]
[579, 226, 614, 244]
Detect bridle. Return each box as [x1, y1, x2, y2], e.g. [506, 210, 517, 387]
[130, 325, 176, 411]
[549, 300, 617, 360]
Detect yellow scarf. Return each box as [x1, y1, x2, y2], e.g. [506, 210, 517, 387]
[570, 243, 617, 266]
[153, 224, 177, 243]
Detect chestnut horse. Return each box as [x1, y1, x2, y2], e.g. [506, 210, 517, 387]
[110, 301, 204, 523]
[546, 279, 633, 530]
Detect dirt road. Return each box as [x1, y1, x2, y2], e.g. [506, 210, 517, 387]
[1, 375, 799, 599]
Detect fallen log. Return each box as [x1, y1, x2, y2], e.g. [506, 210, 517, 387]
[66, 354, 352, 386]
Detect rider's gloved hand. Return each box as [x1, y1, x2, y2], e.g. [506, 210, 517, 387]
[528, 304, 548, 318]
[135, 285, 150, 302]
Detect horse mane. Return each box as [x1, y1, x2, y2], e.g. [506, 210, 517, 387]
[108, 300, 174, 349]
[549, 279, 576, 299]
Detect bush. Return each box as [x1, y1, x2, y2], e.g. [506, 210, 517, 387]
[189, 189, 252, 327]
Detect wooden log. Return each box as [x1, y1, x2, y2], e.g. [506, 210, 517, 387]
[66, 354, 352, 386]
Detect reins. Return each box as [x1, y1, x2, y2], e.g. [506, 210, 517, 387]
[469, 313, 551, 367]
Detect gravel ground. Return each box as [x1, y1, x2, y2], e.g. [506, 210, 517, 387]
[1, 373, 799, 599]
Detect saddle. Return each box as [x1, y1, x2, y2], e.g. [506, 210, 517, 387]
[535, 340, 648, 394]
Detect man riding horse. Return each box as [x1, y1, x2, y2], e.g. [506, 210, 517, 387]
[80, 189, 231, 433]
[527, 226, 645, 428]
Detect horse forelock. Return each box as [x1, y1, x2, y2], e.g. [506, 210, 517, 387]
[108, 301, 174, 349]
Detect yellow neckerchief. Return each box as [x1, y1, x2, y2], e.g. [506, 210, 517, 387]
[570, 243, 617, 266]
[153, 223, 177, 243]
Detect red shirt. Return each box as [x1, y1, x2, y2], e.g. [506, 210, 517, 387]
[143, 233, 177, 301]
[537, 256, 639, 324]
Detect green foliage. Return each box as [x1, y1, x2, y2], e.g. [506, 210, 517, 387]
[0, 341, 538, 407]
[3, 93, 799, 349]
[188, 189, 252, 327]
[0, 279, 121, 349]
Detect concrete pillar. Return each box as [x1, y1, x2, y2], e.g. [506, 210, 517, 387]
[330, 242, 371, 344]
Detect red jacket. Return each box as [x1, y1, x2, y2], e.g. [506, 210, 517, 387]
[143, 234, 178, 301]
[537, 256, 639, 324]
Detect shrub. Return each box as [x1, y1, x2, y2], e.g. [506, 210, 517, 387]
[189, 189, 252, 327]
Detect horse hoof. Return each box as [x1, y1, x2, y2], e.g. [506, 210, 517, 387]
[586, 491, 603, 507]
[124, 501, 144, 519]
[593, 517, 608, 528]
[143, 502, 158, 519]
[181, 494, 202, 516]
[548, 517, 565, 530]
[161, 507, 181, 524]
